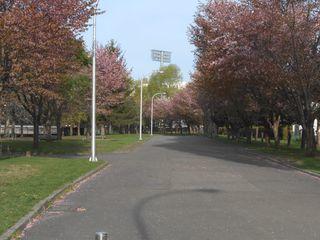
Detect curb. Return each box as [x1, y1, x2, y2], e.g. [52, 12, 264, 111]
[214, 136, 320, 180]
[264, 155, 320, 180]
[247, 151, 320, 180]
[0, 161, 109, 240]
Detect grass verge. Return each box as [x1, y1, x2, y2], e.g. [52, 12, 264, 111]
[0, 134, 150, 236]
[217, 135, 320, 174]
[0, 157, 102, 235]
[0, 134, 150, 155]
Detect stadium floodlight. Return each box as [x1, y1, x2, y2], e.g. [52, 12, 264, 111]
[151, 50, 172, 67]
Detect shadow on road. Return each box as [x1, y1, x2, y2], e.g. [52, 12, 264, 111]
[133, 189, 220, 240]
[154, 136, 290, 170]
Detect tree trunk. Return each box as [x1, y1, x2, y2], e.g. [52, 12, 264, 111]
[33, 119, 40, 148]
[264, 129, 271, 146]
[56, 117, 62, 141]
[101, 125, 106, 138]
[317, 121, 320, 149]
[269, 115, 281, 147]
[11, 122, 15, 139]
[45, 122, 51, 140]
[246, 127, 252, 144]
[4, 118, 10, 138]
[227, 126, 231, 140]
[287, 126, 292, 147]
[78, 123, 81, 136]
[109, 124, 113, 134]
[70, 126, 73, 136]
[301, 129, 306, 150]
[85, 127, 90, 139]
[212, 122, 218, 137]
[20, 124, 24, 138]
[305, 123, 316, 156]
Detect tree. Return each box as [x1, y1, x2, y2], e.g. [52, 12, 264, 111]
[190, 0, 320, 155]
[2, 0, 96, 147]
[147, 64, 182, 98]
[148, 85, 203, 135]
[109, 97, 139, 134]
[170, 85, 203, 133]
[50, 42, 91, 140]
[96, 41, 131, 135]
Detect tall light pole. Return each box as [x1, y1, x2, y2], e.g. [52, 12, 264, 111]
[151, 50, 172, 68]
[139, 79, 143, 141]
[90, 0, 100, 162]
[150, 93, 166, 136]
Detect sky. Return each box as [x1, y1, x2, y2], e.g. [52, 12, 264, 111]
[83, 0, 199, 82]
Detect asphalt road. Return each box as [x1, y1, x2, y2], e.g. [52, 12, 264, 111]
[23, 136, 320, 240]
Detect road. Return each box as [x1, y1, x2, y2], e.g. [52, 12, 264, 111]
[23, 136, 320, 240]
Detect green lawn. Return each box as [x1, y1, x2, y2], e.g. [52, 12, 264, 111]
[217, 135, 320, 174]
[0, 134, 150, 236]
[0, 157, 102, 235]
[0, 134, 149, 155]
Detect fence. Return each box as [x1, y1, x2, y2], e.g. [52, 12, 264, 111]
[0, 125, 57, 137]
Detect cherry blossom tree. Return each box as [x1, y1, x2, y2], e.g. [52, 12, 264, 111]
[96, 41, 131, 135]
[190, 0, 320, 154]
[170, 85, 203, 133]
[149, 85, 203, 134]
[1, 0, 96, 147]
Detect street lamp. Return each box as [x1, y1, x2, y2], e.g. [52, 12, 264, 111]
[150, 92, 166, 136]
[139, 78, 143, 141]
[90, 0, 100, 162]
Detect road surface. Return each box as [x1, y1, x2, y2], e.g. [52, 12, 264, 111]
[23, 136, 320, 240]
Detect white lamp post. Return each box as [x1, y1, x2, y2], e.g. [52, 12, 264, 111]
[139, 79, 143, 141]
[150, 93, 166, 136]
[90, 0, 100, 162]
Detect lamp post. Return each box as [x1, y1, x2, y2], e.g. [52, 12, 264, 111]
[150, 93, 166, 136]
[139, 79, 143, 141]
[90, 0, 100, 162]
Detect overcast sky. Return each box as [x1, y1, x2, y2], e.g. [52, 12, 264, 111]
[82, 0, 199, 82]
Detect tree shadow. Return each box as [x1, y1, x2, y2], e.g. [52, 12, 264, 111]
[153, 136, 291, 170]
[133, 189, 220, 240]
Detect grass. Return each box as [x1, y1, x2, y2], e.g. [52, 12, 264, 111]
[0, 134, 150, 155]
[0, 157, 102, 235]
[0, 134, 150, 236]
[217, 135, 320, 174]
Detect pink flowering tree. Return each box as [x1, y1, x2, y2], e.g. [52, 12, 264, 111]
[96, 41, 131, 134]
[147, 85, 203, 134]
[171, 85, 203, 133]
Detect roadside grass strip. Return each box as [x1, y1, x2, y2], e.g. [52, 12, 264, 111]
[0, 157, 102, 235]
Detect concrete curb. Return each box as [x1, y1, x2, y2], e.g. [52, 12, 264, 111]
[215, 136, 320, 180]
[0, 162, 109, 240]
[247, 151, 320, 180]
[264, 155, 320, 179]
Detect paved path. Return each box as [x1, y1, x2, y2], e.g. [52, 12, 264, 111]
[24, 136, 320, 240]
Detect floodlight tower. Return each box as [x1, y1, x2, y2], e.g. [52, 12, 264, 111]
[151, 50, 172, 68]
